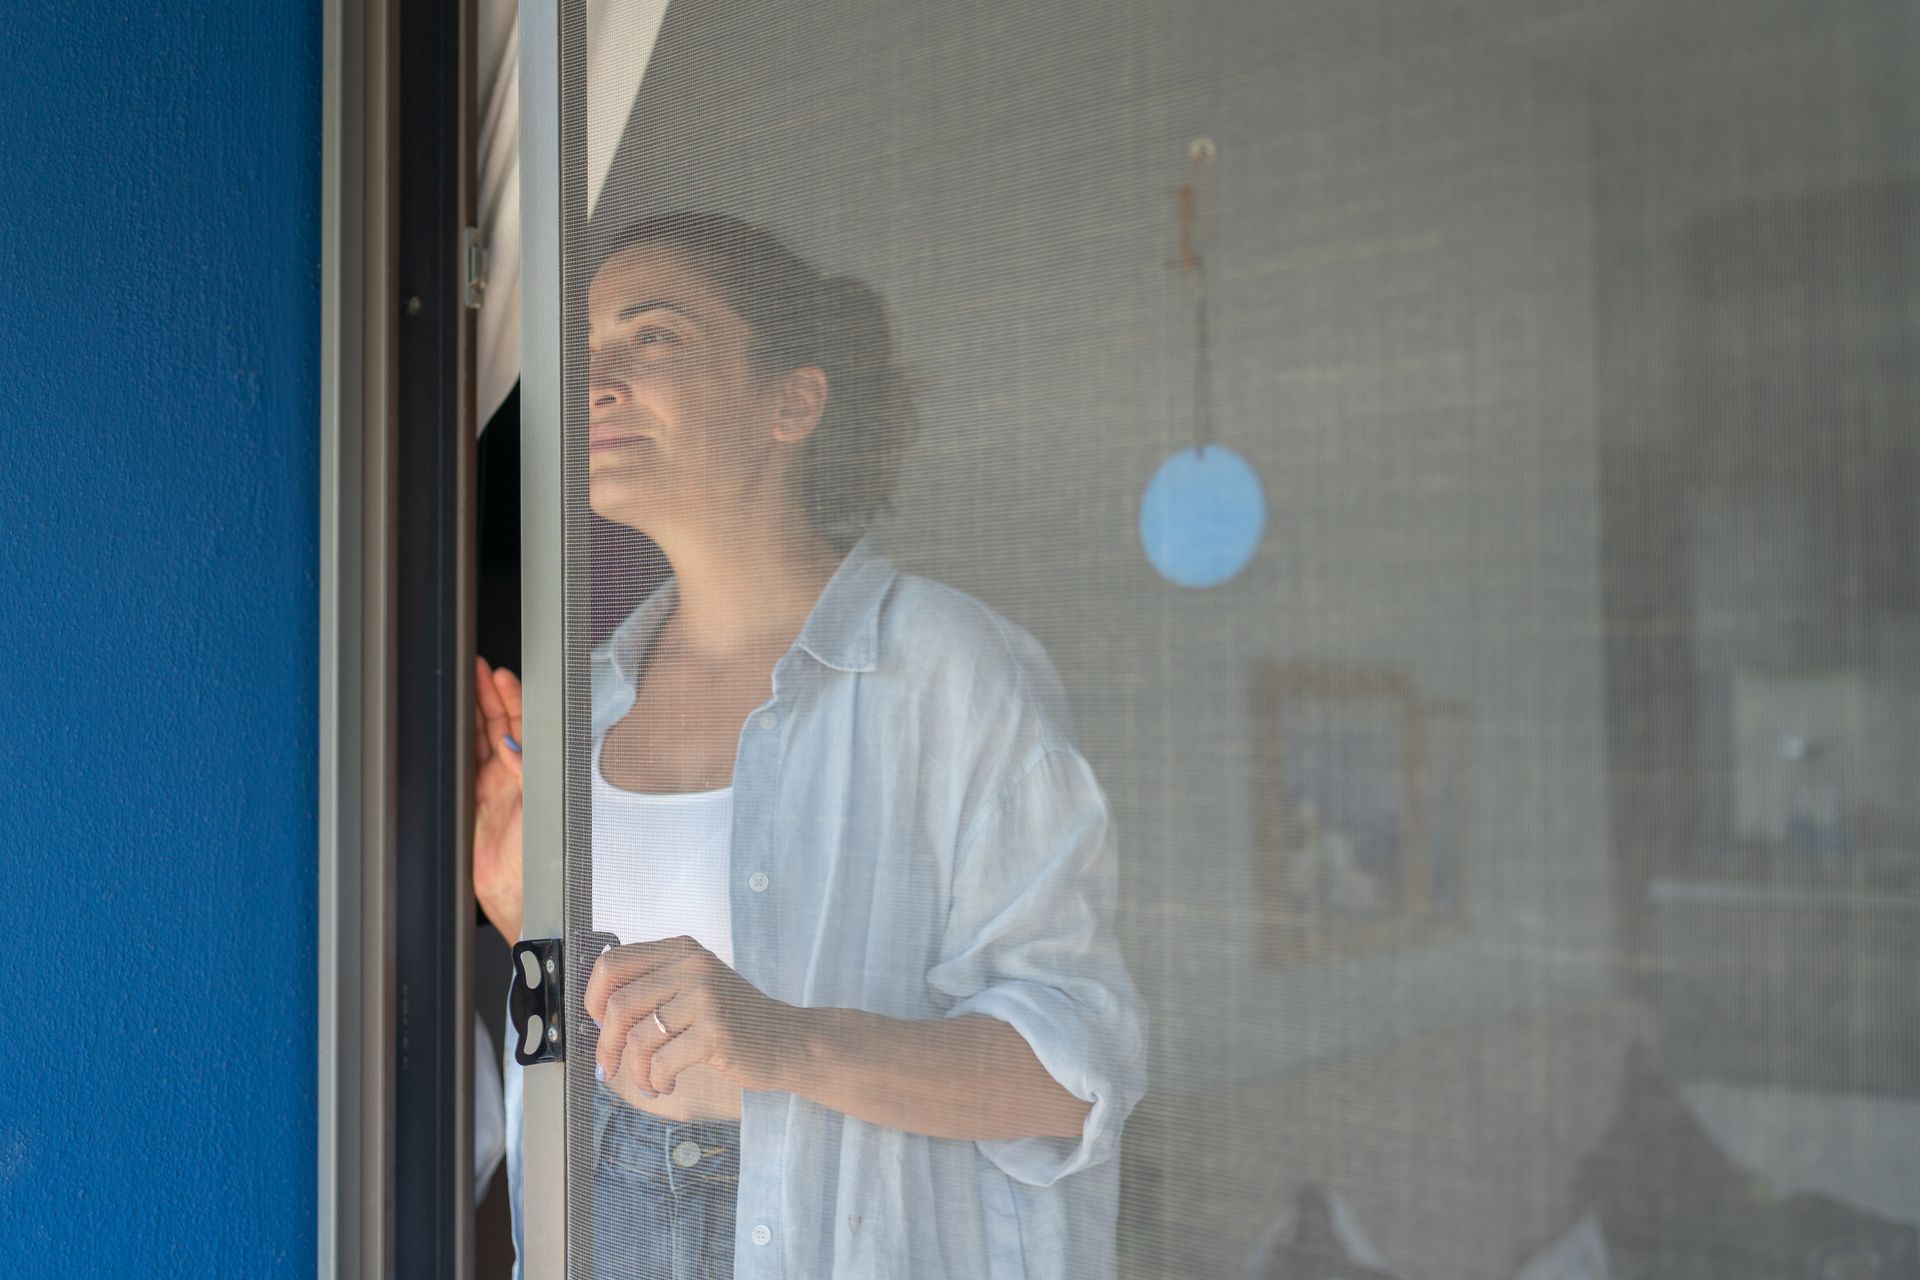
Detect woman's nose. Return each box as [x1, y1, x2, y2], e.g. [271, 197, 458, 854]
[588, 364, 631, 413]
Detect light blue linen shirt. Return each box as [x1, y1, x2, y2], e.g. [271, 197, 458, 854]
[506, 537, 1147, 1278]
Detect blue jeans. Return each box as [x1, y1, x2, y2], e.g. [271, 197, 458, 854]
[592, 1092, 740, 1280]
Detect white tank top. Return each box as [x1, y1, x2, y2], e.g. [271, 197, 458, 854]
[590, 731, 736, 968]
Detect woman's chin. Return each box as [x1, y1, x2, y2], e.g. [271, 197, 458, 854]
[587, 479, 650, 527]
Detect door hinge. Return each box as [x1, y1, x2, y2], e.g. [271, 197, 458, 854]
[461, 226, 488, 310]
[508, 937, 564, 1064]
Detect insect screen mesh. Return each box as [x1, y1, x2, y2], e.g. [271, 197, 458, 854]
[541, 2, 1920, 1277]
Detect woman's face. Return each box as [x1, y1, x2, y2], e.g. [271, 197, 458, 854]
[585, 244, 808, 539]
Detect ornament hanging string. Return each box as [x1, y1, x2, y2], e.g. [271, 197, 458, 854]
[1179, 136, 1217, 456]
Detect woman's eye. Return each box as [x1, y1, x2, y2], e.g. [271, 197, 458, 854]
[633, 328, 677, 348]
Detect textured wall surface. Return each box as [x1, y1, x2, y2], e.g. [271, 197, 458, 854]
[599, 0, 1617, 1091]
[0, 4, 319, 1273]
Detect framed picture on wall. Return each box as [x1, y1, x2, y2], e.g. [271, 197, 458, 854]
[1255, 663, 1447, 965]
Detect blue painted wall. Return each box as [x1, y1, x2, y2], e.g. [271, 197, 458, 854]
[0, 3, 319, 1273]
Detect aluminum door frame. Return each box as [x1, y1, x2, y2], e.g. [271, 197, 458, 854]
[516, 0, 571, 1272]
[320, 0, 479, 1269]
[319, 0, 400, 1271]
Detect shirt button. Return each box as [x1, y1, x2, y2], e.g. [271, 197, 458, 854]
[671, 1140, 702, 1169]
[748, 871, 770, 893]
[758, 711, 779, 731]
[751, 1224, 773, 1247]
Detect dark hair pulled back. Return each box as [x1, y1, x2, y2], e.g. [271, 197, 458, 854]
[598, 212, 917, 550]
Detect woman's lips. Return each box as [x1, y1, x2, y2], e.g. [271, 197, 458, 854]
[589, 432, 650, 453]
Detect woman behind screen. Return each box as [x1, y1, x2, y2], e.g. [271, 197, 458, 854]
[474, 212, 1145, 1279]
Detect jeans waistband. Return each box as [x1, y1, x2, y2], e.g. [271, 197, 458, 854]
[592, 1086, 741, 1179]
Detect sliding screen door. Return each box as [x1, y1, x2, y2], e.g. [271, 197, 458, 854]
[518, 2, 1920, 1276]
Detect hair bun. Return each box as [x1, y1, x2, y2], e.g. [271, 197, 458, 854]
[812, 275, 889, 352]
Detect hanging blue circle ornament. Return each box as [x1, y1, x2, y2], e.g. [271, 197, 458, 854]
[1139, 137, 1265, 588]
[1140, 444, 1266, 587]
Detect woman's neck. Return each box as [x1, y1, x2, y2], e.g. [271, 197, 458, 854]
[653, 509, 844, 661]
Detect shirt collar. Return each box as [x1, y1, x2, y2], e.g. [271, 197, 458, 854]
[597, 535, 897, 685]
[793, 535, 896, 673]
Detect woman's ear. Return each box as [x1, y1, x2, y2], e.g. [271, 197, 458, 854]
[771, 366, 828, 444]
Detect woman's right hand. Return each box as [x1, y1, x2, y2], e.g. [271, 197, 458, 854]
[474, 656, 525, 943]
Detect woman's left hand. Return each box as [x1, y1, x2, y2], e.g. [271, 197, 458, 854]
[583, 937, 800, 1103]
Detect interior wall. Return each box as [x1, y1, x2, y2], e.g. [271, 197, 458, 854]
[0, 3, 319, 1271]
[885, 46, 1616, 1087]
[598, 0, 1616, 1093]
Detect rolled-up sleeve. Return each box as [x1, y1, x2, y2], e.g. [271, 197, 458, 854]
[926, 745, 1148, 1187]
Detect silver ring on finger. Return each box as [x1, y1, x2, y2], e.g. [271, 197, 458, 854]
[652, 1010, 669, 1037]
